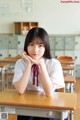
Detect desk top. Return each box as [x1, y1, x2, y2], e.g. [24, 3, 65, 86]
[0, 57, 19, 63]
[59, 60, 75, 65]
[0, 63, 10, 68]
[64, 74, 76, 83]
[0, 89, 77, 110]
[62, 65, 75, 70]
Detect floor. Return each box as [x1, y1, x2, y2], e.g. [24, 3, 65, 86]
[74, 78, 80, 120]
[0, 77, 80, 120]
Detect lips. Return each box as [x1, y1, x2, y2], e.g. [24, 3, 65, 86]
[32, 54, 39, 56]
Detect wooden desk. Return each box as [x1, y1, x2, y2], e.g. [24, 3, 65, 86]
[59, 60, 75, 65]
[58, 58, 75, 76]
[64, 74, 76, 83]
[0, 57, 18, 71]
[62, 65, 75, 76]
[0, 57, 20, 90]
[0, 57, 20, 73]
[0, 63, 10, 91]
[0, 90, 77, 120]
[62, 66, 75, 71]
[0, 57, 18, 64]
[64, 74, 76, 93]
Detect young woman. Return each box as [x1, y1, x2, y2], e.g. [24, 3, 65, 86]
[13, 27, 65, 120]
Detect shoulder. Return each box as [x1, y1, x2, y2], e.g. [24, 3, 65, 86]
[15, 59, 26, 69]
[45, 58, 62, 70]
[15, 58, 25, 64]
[46, 58, 60, 65]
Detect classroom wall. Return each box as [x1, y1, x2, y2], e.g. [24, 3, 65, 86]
[0, 0, 80, 34]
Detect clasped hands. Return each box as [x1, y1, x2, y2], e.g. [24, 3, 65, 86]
[21, 51, 45, 66]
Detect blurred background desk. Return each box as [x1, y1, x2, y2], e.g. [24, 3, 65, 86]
[58, 56, 75, 76]
[0, 57, 19, 65]
[0, 63, 10, 91]
[0, 56, 21, 90]
[64, 74, 76, 93]
[62, 65, 75, 76]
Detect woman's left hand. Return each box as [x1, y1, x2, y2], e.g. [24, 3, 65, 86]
[27, 56, 45, 66]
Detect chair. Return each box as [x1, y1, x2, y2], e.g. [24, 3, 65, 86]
[58, 56, 76, 94]
[58, 56, 75, 76]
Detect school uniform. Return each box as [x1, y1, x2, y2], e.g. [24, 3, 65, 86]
[13, 58, 66, 120]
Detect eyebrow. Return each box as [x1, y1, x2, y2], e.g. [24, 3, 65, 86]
[31, 41, 44, 44]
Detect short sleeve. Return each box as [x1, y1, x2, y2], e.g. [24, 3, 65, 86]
[46, 58, 65, 89]
[12, 59, 26, 84]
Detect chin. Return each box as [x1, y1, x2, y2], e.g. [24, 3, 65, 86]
[32, 57, 40, 60]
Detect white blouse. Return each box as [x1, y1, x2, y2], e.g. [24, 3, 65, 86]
[13, 58, 65, 92]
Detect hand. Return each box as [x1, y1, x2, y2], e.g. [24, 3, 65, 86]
[21, 51, 45, 66]
[21, 51, 31, 64]
[28, 57, 45, 66]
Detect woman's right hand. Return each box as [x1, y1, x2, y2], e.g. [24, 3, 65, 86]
[21, 51, 31, 64]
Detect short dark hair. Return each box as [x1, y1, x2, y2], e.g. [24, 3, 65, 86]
[24, 27, 52, 59]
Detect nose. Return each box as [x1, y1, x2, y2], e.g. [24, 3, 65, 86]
[33, 45, 39, 52]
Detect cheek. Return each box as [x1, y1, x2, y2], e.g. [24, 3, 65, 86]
[27, 46, 32, 53]
[41, 48, 45, 54]
[27, 47, 31, 55]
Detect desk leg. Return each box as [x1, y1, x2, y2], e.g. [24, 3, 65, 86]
[65, 83, 70, 93]
[70, 111, 74, 120]
[71, 70, 74, 76]
[1, 68, 5, 91]
[6, 68, 9, 89]
[70, 83, 74, 93]
[61, 112, 65, 120]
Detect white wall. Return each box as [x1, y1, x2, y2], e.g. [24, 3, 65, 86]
[0, 0, 80, 34]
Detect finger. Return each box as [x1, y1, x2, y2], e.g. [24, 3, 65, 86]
[27, 56, 35, 63]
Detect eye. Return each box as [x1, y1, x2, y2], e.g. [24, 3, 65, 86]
[29, 43, 34, 46]
[39, 44, 44, 47]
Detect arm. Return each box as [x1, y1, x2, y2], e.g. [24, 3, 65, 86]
[39, 61, 55, 96]
[14, 52, 32, 94]
[14, 63, 31, 94]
